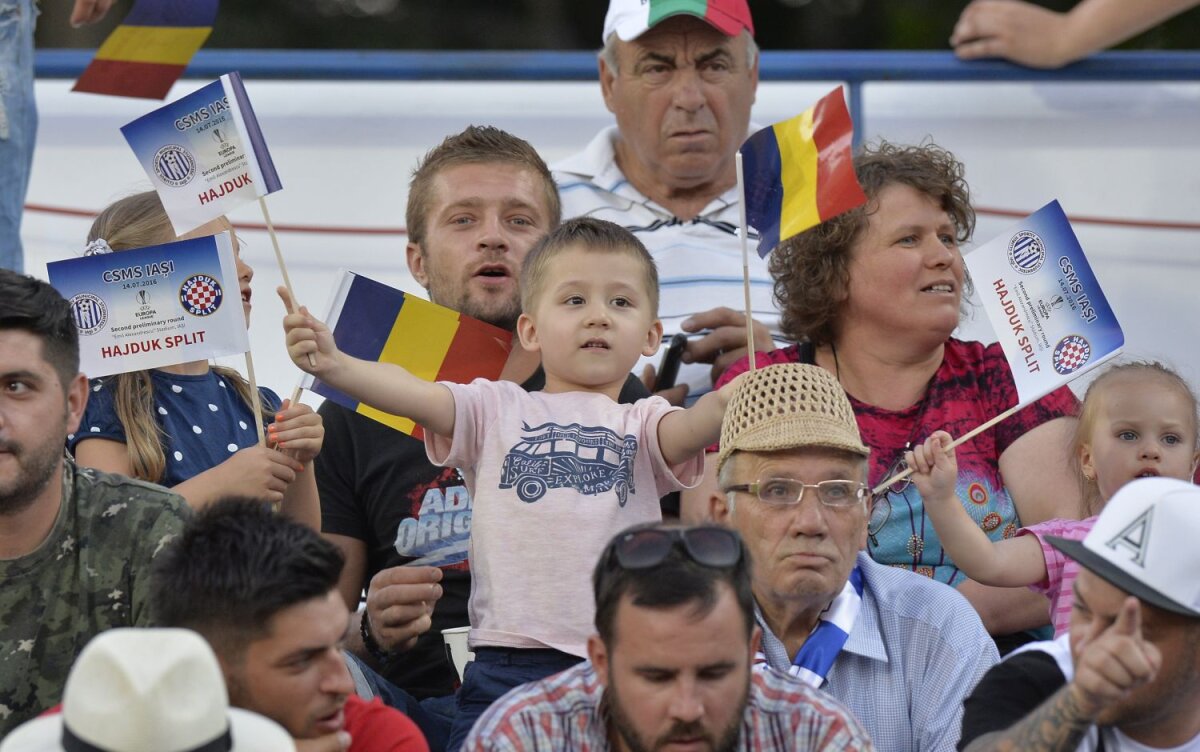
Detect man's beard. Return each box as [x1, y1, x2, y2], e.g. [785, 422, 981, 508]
[605, 670, 747, 752]
[0, 430, 65, 516]
[457, 294, 521, 333]
[425, 263, 521, 333]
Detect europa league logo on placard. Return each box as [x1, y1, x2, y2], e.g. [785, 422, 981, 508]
[1037, 294, 1066, 320]
[134, 288, 158, 320]
[211, 125, 238, 158]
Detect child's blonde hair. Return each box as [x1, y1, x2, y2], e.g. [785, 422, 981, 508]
[519, 217, 659, 317]
[1071, 360, 1199, 515]
[86, 191, 271, 483]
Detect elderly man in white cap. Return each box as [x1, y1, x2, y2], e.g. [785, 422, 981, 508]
[554, 0, 775, 410]
[711, 363, 998, 751]
[959, 476, 1200, 751]
[0, 628, 294, 752]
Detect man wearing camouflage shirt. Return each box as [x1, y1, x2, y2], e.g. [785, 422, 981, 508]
[0, 269, 190, 734]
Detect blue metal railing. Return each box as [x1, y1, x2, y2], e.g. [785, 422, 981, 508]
[35, 49, 1200, 147]
[34, 49, 1200, 82]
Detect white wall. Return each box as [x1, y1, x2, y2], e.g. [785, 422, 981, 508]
[23, 78, 1200, 399]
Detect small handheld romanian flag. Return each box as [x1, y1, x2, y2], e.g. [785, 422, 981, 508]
[73, 0, 219, 100]
[121, 72, 281, 236]
[303, 272, 514, 439]
[739, 86, 866, 257]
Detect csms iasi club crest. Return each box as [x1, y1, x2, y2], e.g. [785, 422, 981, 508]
[70, 293, 108, 335]
[153, 144, 197, 187]
[1007, 230, 1046, 274]
[179, 274, 223, 316]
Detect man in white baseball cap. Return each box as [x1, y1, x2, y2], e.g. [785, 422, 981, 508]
[959, 476, 1200, 751]
[0, 628, 294, 752]
[554, 0, 775, 415]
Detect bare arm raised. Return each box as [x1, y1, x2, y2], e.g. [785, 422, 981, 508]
[656, 373, 744, 467]
[911, 430, 1049, 588]
[279, 287, 456, 437]
[952, 0, 1200, 69]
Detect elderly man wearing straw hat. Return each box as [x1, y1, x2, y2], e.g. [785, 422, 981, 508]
[711, 363, 998, 752]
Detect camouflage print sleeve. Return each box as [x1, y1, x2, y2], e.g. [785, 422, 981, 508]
[127, 488, 191, 627]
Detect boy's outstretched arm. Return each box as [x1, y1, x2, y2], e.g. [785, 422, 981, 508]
[912, 431, 1047, 587]
[278, 287, 456, 437]
[657, 373, 745, 467]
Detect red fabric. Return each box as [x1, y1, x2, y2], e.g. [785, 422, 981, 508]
[72, 59, 186, 99]
[344, 695, 429, 752]
[812, 88, 867, 222]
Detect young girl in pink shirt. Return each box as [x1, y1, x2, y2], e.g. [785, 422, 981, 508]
[913, 361, 1198, 635]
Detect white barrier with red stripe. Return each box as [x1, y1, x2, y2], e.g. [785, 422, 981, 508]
[24, 78, 1200, 399]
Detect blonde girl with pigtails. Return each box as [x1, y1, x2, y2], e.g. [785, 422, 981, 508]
[68, 191, 321, 528]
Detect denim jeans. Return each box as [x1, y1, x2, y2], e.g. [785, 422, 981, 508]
[345, 650, 455, 752]
[0, 0, 37, 273]
[445, 646, 582, 752]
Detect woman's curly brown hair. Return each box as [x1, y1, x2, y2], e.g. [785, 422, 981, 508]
[768, 140, 976, 346]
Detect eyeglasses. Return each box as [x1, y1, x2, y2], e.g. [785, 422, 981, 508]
[867, 452, 911, 544]
[723, 478, 868, 508]
[606, 526, 744, 571]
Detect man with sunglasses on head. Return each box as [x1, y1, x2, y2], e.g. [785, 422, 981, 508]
[710, 363, 998, 752]
[462, 522, 873, 751]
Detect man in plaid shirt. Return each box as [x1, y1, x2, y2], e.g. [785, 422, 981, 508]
[462, 521, 873, 751]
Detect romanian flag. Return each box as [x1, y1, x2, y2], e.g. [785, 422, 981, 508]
[73, 0, 219, 99]
[739, 86, 867, 257]
[305, 272, 514, 438]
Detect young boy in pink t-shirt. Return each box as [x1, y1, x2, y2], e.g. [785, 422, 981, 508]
[282, 217, 741, 745]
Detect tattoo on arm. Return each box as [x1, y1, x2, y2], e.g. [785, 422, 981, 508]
[964, 686, 1093, 752]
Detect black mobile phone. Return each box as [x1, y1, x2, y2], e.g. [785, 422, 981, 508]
[653, 333, 689, 391]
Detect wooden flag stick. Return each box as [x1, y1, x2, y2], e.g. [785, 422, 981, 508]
[258, 196, 297, 300]
[258, 197, 316, 368]
[871, 402, 1024, 495]
[734, 152, 757, 371]
[246, 350, 283, 513]
[243, 350, 267, 446]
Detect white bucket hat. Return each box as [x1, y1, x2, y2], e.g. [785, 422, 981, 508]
[1048, 477, 1200, 618]
[0, 628, 295, 752]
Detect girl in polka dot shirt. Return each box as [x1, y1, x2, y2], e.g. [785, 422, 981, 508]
[68, 192, 322, 528]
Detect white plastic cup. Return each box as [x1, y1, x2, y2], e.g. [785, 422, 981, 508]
[441, 626, 475, 681]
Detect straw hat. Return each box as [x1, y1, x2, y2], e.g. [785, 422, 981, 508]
[717, 363, 869, 473]
[0, 628, 295, 752]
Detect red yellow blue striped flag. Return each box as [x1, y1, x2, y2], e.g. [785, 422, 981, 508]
[73, 0, 219, 99]
[739, 86, 867, 257]
[303, 272, 514, 438]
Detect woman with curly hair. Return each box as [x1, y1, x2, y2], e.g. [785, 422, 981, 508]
[692, 140, 1083, 648]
